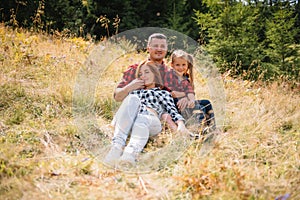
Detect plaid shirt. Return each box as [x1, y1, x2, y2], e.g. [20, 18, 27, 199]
[130, 88, 184, 122]
[117, 62, 169, 88]
[164, 69, 195, 95]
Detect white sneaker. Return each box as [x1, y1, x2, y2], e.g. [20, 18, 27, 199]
[103, 145, 123, 167]
[118, 149, 137, 169]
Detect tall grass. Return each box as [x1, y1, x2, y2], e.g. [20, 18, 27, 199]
[0, 24, 299, 199]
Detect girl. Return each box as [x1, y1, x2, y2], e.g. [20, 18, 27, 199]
[104, 61, 190, 168]
[163, 49, 216, 134]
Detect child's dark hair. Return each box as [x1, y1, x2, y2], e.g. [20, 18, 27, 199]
[170, 49, 194, 89]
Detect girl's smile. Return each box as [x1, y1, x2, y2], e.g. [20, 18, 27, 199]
[171, 57, 188, 77]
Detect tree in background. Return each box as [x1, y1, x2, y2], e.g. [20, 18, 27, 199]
[0, 0, 40, 28]
[0, 0, 299, 81]
[0, 0, 200, 39]
[193, 0, 299, 81]
[194, 0, 265, 79]
[265, 4, 299, 80]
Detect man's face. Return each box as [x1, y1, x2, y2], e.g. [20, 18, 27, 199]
[147, 38, 168, 63]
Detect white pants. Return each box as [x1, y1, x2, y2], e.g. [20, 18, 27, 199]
[111, 94, 162, 153]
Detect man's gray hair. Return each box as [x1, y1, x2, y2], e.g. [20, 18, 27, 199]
[147, 33, 167, 47]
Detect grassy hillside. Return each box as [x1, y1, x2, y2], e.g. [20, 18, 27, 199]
[0, 24, 299, 199]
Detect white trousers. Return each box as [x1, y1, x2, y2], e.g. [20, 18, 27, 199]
[111, 94, 162, 153]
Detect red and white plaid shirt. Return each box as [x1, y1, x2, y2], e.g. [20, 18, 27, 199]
[116, 62, 169, 88]
[164, 69, 195, 95]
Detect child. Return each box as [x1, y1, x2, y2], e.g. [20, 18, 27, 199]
[163, 49, 216, 134]
[104, 61, 190, 168]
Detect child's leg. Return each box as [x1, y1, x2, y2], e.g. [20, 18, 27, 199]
[193, 100, 206, 123]
[199, 99, 216, 130]
[161, 113, 177, 131]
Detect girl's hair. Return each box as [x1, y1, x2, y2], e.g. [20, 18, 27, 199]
[135, 60, 163, 87]
[170, 49, 194, 89]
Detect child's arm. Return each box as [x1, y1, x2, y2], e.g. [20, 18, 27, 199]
[171, 90, 189, 111]
[171, 91, 186, 98]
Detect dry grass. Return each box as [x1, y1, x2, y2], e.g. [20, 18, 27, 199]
[0, 24, 299, 199]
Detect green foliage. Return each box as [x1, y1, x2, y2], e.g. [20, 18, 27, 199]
[1, 0, 299, 81]
[194, 0, 300, 81]
[265, 7, 299, 80]
[43, 0, 86, 36]
[0, 0, 201, 40]
[196, 2, 264, 78]
[167, 1, 186, 32]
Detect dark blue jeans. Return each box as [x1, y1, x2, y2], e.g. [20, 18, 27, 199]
[174, 98, 215, 129]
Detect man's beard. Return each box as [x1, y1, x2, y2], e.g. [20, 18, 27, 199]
[152, 57, 163, 64]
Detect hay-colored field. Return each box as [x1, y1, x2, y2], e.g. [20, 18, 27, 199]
[0, 25, 299, 199]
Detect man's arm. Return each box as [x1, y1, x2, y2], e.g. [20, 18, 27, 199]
[114, 87, 130, 102]
[113, 64, 140, 102]
[114, 79, 145, 102]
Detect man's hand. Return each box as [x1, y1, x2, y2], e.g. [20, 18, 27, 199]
[177, 97, 188, 111]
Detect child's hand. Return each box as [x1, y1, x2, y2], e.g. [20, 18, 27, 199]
[187, 100, 195, 108]
[177, 97, 188, 111]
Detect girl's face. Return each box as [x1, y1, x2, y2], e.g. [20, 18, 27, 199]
[138, 65, 155, 89]
[171, 57, 188, 77]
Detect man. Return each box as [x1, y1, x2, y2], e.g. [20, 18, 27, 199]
[114, 33, 168, 102]
[114, 33, 190, 110]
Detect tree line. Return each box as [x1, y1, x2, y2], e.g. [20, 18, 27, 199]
[1, 0, 299, 82]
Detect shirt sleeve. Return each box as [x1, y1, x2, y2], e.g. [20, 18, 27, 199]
[159, 63, 169, 85]
[181, 79, 195, 95]
[116, 64, 138, 88]
[164, 71, 171, 89]
[164, 70, 176, 91]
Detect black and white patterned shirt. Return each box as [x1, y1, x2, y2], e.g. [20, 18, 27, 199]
[130, 87, 184, 122]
